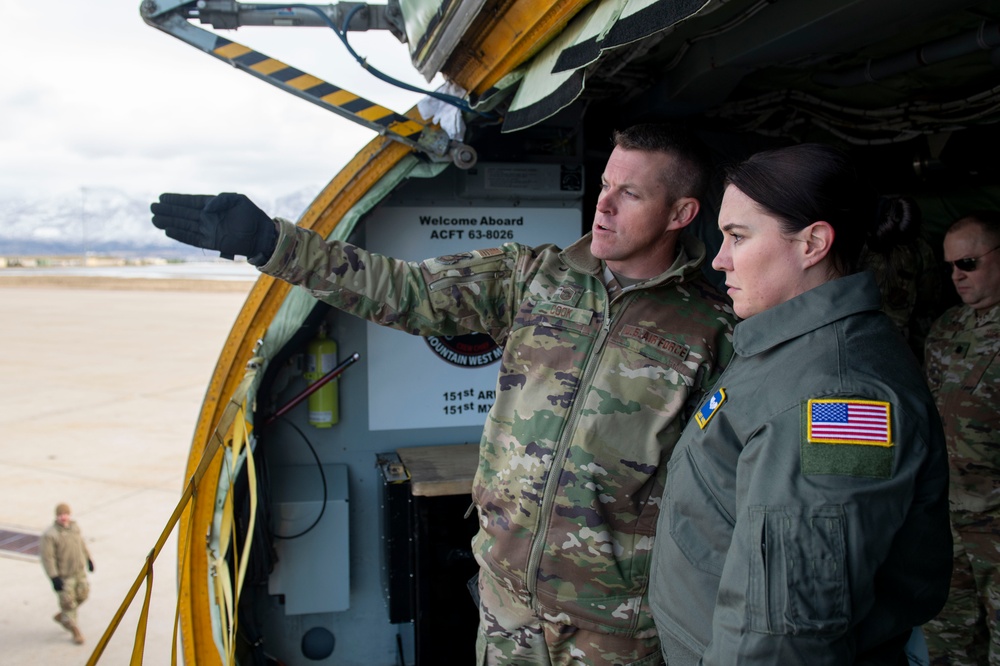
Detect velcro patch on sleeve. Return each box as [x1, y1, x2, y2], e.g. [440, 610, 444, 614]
[801, 399, 894, 479]
[695, 388, 726, 429]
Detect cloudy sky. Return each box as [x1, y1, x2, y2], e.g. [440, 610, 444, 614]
[0, 1, 435, 209]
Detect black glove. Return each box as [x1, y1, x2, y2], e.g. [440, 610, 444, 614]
[87, 559, 94, 573]
[150, 193, 278, 264]
[51, 576, 64, 592]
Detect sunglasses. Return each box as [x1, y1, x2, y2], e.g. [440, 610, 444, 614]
[945, 245, 1000, 272]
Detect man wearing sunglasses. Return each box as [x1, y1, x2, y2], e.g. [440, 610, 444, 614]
[924, 210, 1000, 665]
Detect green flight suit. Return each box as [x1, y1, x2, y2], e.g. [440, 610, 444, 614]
[650, 272, 951, 665]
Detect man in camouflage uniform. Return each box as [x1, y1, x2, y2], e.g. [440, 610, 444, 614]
[150, 123, 736, 665]
[41, 502, 94, 645]
[925, 210, 1000, 666]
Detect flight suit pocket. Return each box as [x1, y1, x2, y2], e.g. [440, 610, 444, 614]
[747, 505, 849, 635]
[665, 448, 733, 577]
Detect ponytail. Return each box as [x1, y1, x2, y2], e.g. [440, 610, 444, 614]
[726, 143, 915, 274]
[867, 195, 921, 255]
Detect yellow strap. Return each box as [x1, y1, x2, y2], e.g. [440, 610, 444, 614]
[215, 403, 260, 664]
[217, 556, 234, 659]
[216, 475, 236, 659]
[231, 414, 258, 598]
[228, 414, 258, 661]
[171, 503, 196, 666]
[129, 551, 155, 665]
[86, 363, 260, 666]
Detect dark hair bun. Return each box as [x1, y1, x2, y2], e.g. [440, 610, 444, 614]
[868, 195, 920, 253]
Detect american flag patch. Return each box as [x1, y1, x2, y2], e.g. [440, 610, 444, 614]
[807, 399, 892, 446]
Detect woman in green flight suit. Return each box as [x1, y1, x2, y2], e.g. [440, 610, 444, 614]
[649, 143, 952, 666]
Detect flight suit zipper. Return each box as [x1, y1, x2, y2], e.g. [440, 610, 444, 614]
[760, 523, 771, 634]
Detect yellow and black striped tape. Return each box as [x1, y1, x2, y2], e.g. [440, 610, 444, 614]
[212, 37, 426, 140]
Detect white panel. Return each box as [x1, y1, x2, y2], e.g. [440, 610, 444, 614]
[365, 200, 581, 431]
[268, 465, 350, 614]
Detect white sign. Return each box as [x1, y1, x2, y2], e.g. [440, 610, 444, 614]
[366, 206, 581, 430]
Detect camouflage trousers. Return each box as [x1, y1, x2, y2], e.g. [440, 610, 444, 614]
[56, 574, 89, 624]
[925, 516, 1000, 666]
[474, 570, 663, 666]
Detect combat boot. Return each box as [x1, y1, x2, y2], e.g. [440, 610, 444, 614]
[70, 624, 85, 645]
[53, 612, 73, 632]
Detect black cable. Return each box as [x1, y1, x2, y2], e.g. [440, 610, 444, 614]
[247, 3, 497, 118]
[229, 431, 276, 588]
[237, 602, 268, 666]
[270, 416, 328, 540]
[247, 449, 276, 583]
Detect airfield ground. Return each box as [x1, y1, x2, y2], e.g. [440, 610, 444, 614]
[0, 275, 252, 665]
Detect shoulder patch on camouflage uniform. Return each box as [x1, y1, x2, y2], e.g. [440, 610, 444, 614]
[801, 398, 894, 478]
[552, 285, 581, 306]
[431, 252, 476, 266]
[475, 248, 504, 258]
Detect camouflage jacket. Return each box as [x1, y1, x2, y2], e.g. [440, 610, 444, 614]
[41, 521, 90, 579]
[925, 303, 1000, 515]
[260, 219, 736, 636]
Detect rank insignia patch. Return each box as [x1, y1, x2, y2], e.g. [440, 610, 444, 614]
[695, 388, 727, 429]
[807, 398, 892, 446]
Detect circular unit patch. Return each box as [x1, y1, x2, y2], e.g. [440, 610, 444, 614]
[425, 333, 502, 368]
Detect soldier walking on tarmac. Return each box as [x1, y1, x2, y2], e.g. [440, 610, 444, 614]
[41, 503, 94, 645]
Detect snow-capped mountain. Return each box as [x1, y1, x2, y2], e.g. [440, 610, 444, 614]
[0, 188, 316, 256]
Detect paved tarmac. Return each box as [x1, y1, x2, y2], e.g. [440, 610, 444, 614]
[0, 280, 252, 665]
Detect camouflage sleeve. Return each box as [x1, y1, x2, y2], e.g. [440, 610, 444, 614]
[82, 535, 92, 563]
[258, 218, 520, 340]
[683, 280, 736, 423]
[924, 310, 954, 395]
[40, 531, 58, 579]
